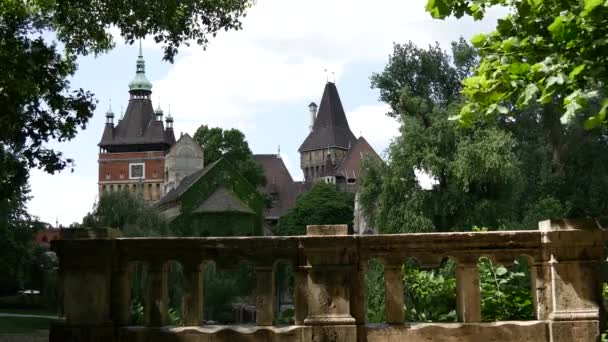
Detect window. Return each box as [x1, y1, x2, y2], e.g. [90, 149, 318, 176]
[129, 163, 145, 179]
[105, 172, 110, 180]
[102, 185, 107, 192]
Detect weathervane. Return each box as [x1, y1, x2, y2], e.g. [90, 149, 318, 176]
[324, 68, 336, 83]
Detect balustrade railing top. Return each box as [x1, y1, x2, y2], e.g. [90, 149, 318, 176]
[50, 219, 608, 342]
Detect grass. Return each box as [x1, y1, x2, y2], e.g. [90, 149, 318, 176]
[0, 316, 60, 334]
[0, 308, 58, 316]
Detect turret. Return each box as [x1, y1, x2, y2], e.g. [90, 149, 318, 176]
[105, 102, 115, 125]
[155, 103, 164, 121]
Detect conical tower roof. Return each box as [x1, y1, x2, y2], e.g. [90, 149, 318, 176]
[298, 82, 356, 152]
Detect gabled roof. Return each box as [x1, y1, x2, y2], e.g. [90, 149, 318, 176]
[298, 82, 357, 152]
[157, 159, 222, 206]
[193, 186, 254, 214]
[335, 136, 382, 179]
[254, 154, 301, 218]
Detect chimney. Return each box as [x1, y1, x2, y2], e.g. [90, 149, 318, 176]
[308, 102, 318, 131]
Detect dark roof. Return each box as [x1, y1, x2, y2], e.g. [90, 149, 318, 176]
[299, 82, 357, 152]
[98, 99, 174, 148]
[157, 159, 222, 206]
[194, 186, 254, 214]
[335, 136, 382, 179]
[254, 154, 301, 218]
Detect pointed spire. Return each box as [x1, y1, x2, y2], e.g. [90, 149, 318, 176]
[128, 39, 153, 93]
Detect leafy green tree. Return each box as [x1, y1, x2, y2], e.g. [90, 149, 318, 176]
[82, 190, 169, 236]
[276, 183, 354, 236]
[0, 0, 252, 239]
[193, 125, 266, 187]
[361, 40, 608, 233]
[425, 0, 608, 128]
[362, 40, 522, 233]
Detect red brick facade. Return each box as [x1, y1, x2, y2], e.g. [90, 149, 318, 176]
[98, 151, 166, 201]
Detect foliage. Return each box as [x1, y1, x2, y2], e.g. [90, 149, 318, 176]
[203, 262, 256, 323]
[425, 0, 608, 128]
[404, 261, 456, 322]
[168, 158, 266, 236]
[0, 0, 253, 236]
[193, 125, 266, 188]
[0, 191, 46, 295]
[361, 39, 608, 233]
[276, 183, 354, 236]
[365, 259, 386, 323]
[479, 257, 533, 321]
[82, 190, 170, 236]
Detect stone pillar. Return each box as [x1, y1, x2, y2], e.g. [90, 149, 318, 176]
[255, 266, 275, 326]
[455, 262, 481, 323]
[294, 265, 308, 325]
[539, 219, 604, 342]
[182, 260, 203, 326]
[384, 262, 404, 324]
[146, 261, 168, 326]
[111, 262, 132, 325]
[302, 225, 357, 342]
[50, 228, 121, 342]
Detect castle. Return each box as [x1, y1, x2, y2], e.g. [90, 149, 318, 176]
[98, 46, 380, 233]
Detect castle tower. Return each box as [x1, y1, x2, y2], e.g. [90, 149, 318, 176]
[298, 82, 356, 184]
[97, 42, 176, 201]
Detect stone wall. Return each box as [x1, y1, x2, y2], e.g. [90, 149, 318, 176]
[50, 219, 607, 342]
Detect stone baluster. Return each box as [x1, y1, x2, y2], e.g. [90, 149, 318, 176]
[146, 261, 168, 326]
[294, 265, 309, 325]
[256, 265, 275, 326]
[539, 219, 604, 342]
[111, 261, 132, 325]
[182, 260, 204, 326]
[455, 261, 481, 323]
[384, 260, 405, 324]
[302, 225, 357, 341]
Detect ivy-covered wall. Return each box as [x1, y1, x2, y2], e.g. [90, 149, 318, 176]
[168, 158, 266, 236]
[171, 212, 257, 237]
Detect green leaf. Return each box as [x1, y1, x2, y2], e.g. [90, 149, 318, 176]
[471, 33, 486, 47]
[583, 0, 604, 14]
[548, 16, 565, 38]
[569, 64, 586, 80]
[495, 266, 508, 276]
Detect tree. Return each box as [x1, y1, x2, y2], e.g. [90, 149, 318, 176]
[193, 125, 266, 187]
[276, 183, 354, 236]
[0, 0, 253, 235]
[82, 190, 169, 237]
[361, 39, 608, 234]
[425, 0, 608, 129]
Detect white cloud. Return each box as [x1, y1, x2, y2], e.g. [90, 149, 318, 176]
[146, 0, 504, 135]
[346, 104, 399, 157]
[28, 169, 97, 226]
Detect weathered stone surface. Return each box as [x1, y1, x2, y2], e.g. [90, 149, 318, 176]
[365, 322, 548, 342]
[51, 220, 606, 342]
[120, 326, 303, 342]
[306, 224, 348, 236]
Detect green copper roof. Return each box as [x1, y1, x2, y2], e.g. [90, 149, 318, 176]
[128, 41, 153, 92]
[105, 101, 114, 117]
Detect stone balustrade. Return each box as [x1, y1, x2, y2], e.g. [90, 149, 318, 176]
[50, 219, 608, 342]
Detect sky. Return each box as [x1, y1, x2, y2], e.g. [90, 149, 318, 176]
[27, 0, 504, 226]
